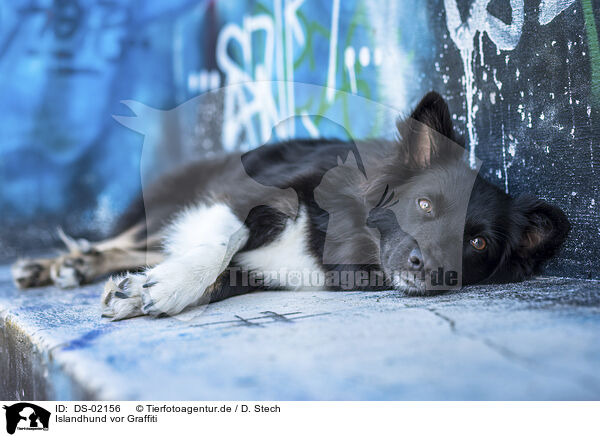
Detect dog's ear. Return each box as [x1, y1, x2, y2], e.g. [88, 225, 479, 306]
[512, 196, 570, 275]
[397, 91, 462, 168]
[410, 91, 455, 139]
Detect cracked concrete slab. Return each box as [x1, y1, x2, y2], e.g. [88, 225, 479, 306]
[0, 263, 599, 400]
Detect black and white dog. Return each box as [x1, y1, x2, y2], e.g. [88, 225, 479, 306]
[12, 92, 570, 320]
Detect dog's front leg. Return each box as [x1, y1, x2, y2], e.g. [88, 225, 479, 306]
[101, 204, 248, 320]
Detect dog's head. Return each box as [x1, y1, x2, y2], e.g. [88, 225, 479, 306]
[366, 92, 570, 294]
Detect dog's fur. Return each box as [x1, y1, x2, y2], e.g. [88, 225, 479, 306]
[12, 92, 570, 320]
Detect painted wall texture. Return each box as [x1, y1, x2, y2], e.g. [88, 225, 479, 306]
[0, 0, 598, 278]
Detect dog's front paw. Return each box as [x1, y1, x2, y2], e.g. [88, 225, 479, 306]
[11, 258, 52, 289]
[101, 273, 167, 321]
[101, 274, 146, 321]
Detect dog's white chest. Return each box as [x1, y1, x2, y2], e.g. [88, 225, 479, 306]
[234, 209, 324, 288]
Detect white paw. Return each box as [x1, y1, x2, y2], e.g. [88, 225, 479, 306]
[100, 260, 213, 321]
[101, 273, 151, 321]
[100, 271, 181, 321]
[50, 257, 84, 289]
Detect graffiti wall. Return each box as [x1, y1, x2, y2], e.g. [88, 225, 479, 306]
[1, 0, 598, 278]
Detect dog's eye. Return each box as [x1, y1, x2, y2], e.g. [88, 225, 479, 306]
[470, 237, 487, 251]
[417, 198, 432, 213]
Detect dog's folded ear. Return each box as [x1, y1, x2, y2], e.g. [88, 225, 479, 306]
[397, 91, 463, 168]
[512, 195, 571, 274]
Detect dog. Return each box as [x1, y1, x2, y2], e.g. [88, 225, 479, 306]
[11, 92, 570, 320]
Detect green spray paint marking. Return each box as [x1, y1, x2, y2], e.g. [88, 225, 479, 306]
[295, 10, 330, 71]
[582, 0, 600, 106]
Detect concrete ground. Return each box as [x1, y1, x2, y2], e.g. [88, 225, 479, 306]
[0, 263, 599, 400]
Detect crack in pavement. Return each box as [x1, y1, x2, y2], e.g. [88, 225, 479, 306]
[425, 307, 528, 365]
[424, 306, 600, 396]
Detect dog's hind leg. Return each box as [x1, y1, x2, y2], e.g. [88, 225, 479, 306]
[12, 257, 56, 289]
[101, 203, 249, 321]
[12, 223, 164, 289]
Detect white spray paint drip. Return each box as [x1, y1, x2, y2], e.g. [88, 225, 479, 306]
[444, 0, 479, 168]
[326, 0, 340, 102]
[444, 0, 524, 168]
[492, 69, 503, 90]
[461, 45, 478, 168]
[344, 47, 357, 94]
[588, 105, 595, 170]
[501, 124, 509, 193]
[566, 43, 576, 139]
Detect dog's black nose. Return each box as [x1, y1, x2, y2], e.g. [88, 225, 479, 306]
[408, 248, 423, 270]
